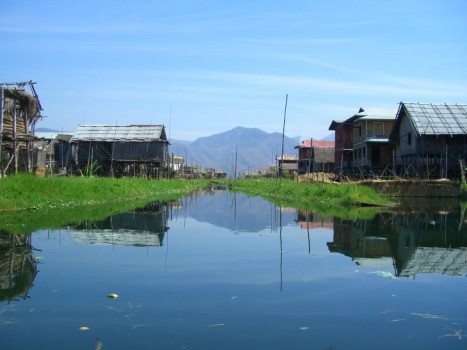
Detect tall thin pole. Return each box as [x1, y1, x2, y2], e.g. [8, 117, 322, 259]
[13, 99, 17, 174]
[234, 146, 238, 179]
[279, 94, 288, 179]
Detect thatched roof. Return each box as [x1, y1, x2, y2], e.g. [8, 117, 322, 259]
[1, 88, 42, 136]
[3, 88, 40, 119]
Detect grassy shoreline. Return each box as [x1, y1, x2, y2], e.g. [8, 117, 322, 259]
[224, 178, 394, 207]
[0, 175, 394, 212]
[0, 175, 438, 233]
[0, 175, 209, 211]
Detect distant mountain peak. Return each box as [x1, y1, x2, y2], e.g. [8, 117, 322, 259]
[170, 127, 300, 174]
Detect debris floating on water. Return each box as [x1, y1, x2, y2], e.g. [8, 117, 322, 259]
[410, 312, 448, 320]
[79, 326, 90, 331]
[107, 293, 119, 299]
[369, 271, 398, 279]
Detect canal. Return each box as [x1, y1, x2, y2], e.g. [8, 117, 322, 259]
[1, 189, 466, 349]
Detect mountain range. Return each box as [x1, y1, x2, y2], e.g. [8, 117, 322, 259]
[169, 127, 301, 175]
[37, 126, 333, 175]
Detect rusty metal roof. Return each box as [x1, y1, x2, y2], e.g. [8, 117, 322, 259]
[295, 140, 335, 148]
[71, 125, 166, 142]
[402, 103, 467, 136]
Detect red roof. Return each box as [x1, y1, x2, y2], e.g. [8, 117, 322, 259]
[297, 140, 335, 148]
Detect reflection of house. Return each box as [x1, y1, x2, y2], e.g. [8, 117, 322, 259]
[0, 82, 43, 175]
[390, 103, 467, 179]
[295, 210, 334, 230]
[391, 210, 467, 277]
[295, 140, 335, 174]
[70, 202, 169, 247]
[399, 247, 467, 277]
[328, 211, 467, 276]
[0, 232, 37, 301]
[327, 217, 393, 267]
[71, 124, 168, 177]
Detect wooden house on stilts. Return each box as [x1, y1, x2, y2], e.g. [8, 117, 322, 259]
[390, 103, 467, 180]
[0, 81, 43, 176]
[71, 124, 169, 178]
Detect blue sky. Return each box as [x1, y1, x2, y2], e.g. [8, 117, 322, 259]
[1, 0, 466, 141]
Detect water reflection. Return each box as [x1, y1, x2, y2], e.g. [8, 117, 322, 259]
[328, 209, 467, 277]
[180, 188, 297, 232]
[0, 231, 37, 302]
[68, 201, 172, 247]
[0, 190, 466, 349]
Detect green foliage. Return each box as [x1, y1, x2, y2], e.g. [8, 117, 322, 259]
[0, 174, 208, 211]
[82, 160, 101, 177]
[223, 178, 395, 219]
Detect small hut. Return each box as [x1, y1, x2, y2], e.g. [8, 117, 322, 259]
[71, 124, 169, 177]
[295, 140, 335, 174]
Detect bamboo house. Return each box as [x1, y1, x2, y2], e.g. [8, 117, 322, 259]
[0, 82, 43, 176]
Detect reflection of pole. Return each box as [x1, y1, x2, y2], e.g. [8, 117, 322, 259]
[165, 230, 169, 272]
[234, 192, 237, 231]
[279, 206, 283, 292]
[270, 202, 274, 233]
[184, 196, 187, 227]
[307, 210, 311, 254]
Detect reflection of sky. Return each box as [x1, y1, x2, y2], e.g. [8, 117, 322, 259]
[2, 193, 466, 350]
[180, 190, 297, 232]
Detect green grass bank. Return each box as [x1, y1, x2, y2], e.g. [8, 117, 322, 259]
[0, 175, 394, 233]
[0, 174, 208, 211]
[225, 178, 394, 210]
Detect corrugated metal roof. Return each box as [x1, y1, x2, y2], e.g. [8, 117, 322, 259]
[359, 115, 395, 121]
[296, 140, 335, 148]
[355, 107, 397, 118]
[344, 107, 398, 124]
[71, 125, 166, 142]
[403, 103, 467, 136]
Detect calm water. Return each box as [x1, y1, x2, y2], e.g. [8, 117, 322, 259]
[1, 189, 466, 350]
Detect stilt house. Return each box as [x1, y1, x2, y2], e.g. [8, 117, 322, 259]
[329, 107, 397, 178]
[328, 119, 353, 174]
[0, 82, 43, 175]
[71, 124, 169, 177]
[389, 103, 467, 179]
[295, 140, 335, 174]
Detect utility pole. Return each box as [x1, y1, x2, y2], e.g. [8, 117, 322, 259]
[279, 94, 288, 180]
